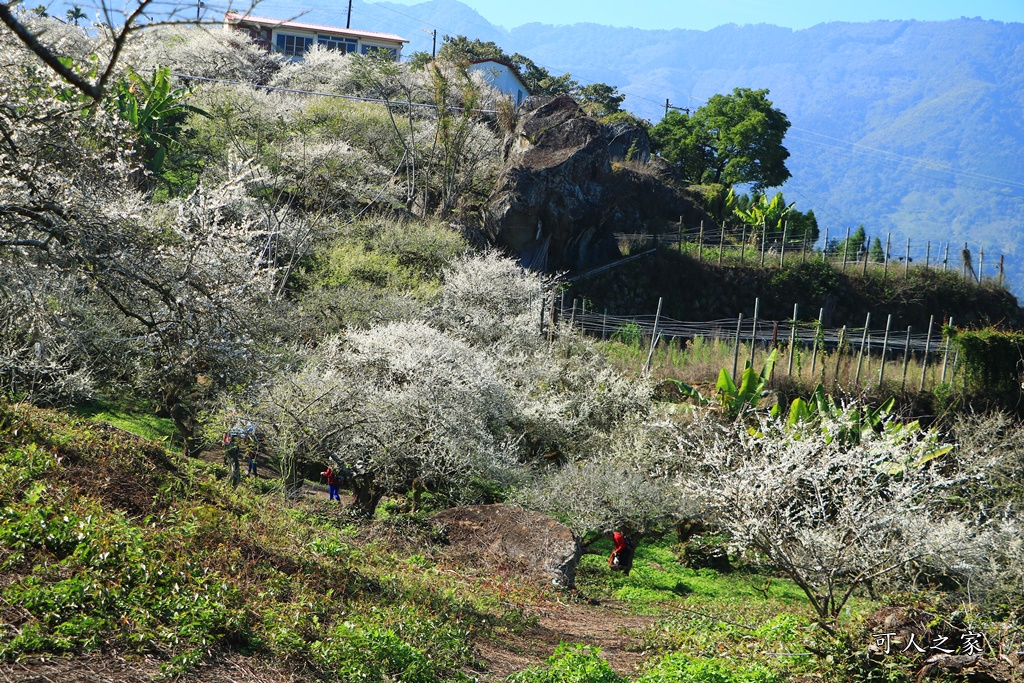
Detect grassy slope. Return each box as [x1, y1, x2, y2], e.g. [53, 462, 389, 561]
[0, 400, 904, 682]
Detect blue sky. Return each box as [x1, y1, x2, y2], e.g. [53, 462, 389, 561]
[374, 0, 1024, 31]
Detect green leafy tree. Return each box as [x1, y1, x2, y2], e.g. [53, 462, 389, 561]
[576, 82, 625, 116]
[870, 236, 886, 262]
[650, 87, 791, 191]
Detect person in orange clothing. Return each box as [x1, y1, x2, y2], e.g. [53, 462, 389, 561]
[606, 530, 635, 575]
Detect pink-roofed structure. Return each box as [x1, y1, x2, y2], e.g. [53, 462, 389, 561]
[224, 13, 407, 60]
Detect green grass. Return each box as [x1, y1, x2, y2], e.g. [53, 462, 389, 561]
[0, 399, 521, 680]
[70, 400, 180, 452]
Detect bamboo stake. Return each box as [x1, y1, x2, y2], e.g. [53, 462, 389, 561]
[842, 226, 850, 272]
[732, 313, 744, 380]
[901, 325, 912, 390]
[884, 232, 891, 278]
[644, 297, 663, 374]
[940, 317, 954, 383]
[833, 325, 846, 385]
[878, 314, 892, 385]
[780, 221, 788, 267]
[760, 223, 767, 267]
[698, 221, 704, 262]
[740, 224, 746, 264]
[855, 312, 871, 386]
[919, 315, 934, 392]
[787, 303, 798, 377]
[749, 298, 760, 366]
[810, 307, 824, 376]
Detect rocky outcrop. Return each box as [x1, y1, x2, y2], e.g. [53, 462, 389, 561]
[430, 503, 581, 588]
[485, 95, 713, 271]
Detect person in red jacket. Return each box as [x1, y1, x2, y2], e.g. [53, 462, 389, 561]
[322, 465, 341, 501]
[606, 530, 635, 575]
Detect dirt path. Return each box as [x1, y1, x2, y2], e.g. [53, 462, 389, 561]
[474, 599, 657, 681]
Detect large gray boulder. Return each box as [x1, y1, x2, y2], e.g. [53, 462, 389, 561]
[485, 95, 713, 271]
[430, 503, 581, 588]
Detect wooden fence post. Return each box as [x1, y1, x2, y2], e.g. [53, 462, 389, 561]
[810, 307, 824, 376]
[732, 313, 744, 380]
[919, 315, 934, 392]
[878, 314, 892, 385]
[749, 298, 760, 366]
[855, 312, 871, 387]
[787, 303, 798, 377]
[900, 325, 912, 390]
[644, 297, 663, 374]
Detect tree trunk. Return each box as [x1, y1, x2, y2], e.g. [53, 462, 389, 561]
[349, 471, 384, 517]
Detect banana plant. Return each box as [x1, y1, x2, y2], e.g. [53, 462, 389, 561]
[668, 349, 777, 418]
[113, 66, 207, 173]
[786, 383, 952, 469]
[714, 349, 777, 418]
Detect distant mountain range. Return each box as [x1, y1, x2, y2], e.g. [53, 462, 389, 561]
[253, 0, 1024, 295]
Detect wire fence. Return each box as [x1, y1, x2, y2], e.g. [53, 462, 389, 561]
[545, 294, 959, 392]
[614, 223, 1007, 286]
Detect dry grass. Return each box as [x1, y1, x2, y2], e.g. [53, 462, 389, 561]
[603, 335, 958, 399]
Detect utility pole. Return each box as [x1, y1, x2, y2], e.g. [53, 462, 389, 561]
[422, 28, 437, 58]
[665, 98, 670, 118]
[346, 0, 353, 28]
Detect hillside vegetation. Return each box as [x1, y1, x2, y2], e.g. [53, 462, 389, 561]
[1, 12, 1023, 683]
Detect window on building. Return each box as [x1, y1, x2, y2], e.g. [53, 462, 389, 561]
[360, 45, 398, 59]
[275, 33, 313, 58]
[318, 35, 358, 52]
